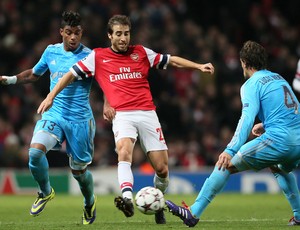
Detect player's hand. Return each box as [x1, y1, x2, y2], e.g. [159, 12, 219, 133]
[37, 96, 54, 114]
[293, 78, 300, 93]
[103, 105, 116, 122]
[252, 123, 265, 137]
[199, 63, 214, 74]
[216, 152, 232, 171]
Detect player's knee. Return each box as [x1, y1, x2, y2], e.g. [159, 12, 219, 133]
[71, 168, 87, 176]
[30, 143, 47, 152]
[28, 148, 45, 166]
[154, 164, 168, 177]
[227, 165, 239, 174]
[117, 149, 132, 162]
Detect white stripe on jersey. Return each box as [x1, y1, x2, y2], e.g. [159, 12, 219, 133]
[143, 46, 157, 67]
[143, 46, 170, 69]
[71, 50, 96, 79]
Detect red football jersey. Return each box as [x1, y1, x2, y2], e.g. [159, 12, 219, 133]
[71, 45, 170, 111]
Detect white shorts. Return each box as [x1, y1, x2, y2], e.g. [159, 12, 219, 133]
[112, 110, 168, 153]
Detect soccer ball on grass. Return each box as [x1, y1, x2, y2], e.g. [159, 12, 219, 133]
[134, 186, 165, 215]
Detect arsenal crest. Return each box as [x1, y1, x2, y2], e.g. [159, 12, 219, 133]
[130, 53, 139, 61]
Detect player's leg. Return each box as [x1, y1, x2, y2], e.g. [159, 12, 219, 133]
[166, 136, 268, 227]
[29, 129, 58, 216]
[139, 111, 169, 224]
[139, 110, 170, 194]
[269, 144, 300, 225]
[166, 163, 234, 227]
[70, 163, 96, 224]
[115, 138, 135, 200]
[114, 137, 135, 217]
[271, 167, 300, 223]
[65, 118, 96, 224]
[147, 150, 169, 224]
[112, 112, 137, 217]
[191, 165, 234, 216]
[147, 150, 169, 193]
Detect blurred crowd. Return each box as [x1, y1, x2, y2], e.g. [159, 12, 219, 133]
[1, 0, 300, 171]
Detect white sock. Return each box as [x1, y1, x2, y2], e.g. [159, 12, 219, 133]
[118, 161, 133, 200]
[154, 173, 169, 194]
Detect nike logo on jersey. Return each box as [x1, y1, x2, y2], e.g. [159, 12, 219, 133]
[50, 60, 56, 65]
[103, 59, 111, 63]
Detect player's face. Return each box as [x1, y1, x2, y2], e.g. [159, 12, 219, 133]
[60, 25, 82, 51]
[108, 25, 130, 52]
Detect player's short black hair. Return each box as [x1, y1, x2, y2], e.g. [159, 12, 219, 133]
[61, 11, 81, 28]
[239, 40, 268, 70]
[107, 15, 131, 34]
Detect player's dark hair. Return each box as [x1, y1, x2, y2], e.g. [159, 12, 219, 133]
[107, 15, 131, 34]
[239, 40, 268, 70]
[61, 11, 81, 28]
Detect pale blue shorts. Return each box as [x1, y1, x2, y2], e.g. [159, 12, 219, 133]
[231, 134, 300, 173]
[32, 116, 95, 168]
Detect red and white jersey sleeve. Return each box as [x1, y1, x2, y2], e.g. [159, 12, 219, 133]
[71, 45, 170, 111]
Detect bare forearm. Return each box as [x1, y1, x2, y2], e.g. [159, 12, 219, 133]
[169, 56, 199, 69]
[0, 69, 39, 85]
[16, 69, 39, 84]
[169, 56, 214, 74]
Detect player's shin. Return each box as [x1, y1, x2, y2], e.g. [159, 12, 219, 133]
[73, 170, 94, 206]
[273, 171, 300, 220]
[28, 148, 51, 196]
[118, 161, 134, 199]
[191, 166, 230, 218]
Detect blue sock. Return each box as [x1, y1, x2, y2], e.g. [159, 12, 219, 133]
[190, 166, 230, 218]
[73, 170, 94, 207]
[273, 171, 300, 220]
[28, 148, 51, 196]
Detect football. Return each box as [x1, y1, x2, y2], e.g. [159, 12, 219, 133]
[134, 186, 165, 215]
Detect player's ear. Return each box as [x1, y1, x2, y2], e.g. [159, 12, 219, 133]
[107, 33, 112, 39]
[60, 28, 64, 36]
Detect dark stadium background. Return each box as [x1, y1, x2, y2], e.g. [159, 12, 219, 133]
[0, 0, 300, 171]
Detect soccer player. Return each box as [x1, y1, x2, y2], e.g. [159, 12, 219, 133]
[0, 11, 100, 225]
[37, 14, 215, 224]
[165, 40, 300, 227]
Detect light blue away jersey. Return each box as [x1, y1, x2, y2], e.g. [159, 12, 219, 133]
[225, 70, 300, 156]
[33, 43, 93, 121]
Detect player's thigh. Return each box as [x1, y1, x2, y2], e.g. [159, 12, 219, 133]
[278, 145, 300, 172]
[231, 136, 282, 171]
[30, 132, 58, 152]
[64, 118, 95, 166]
[112, 112, 138, 143]
[138, 111, 168, 153]
[32, 119, 65, 150]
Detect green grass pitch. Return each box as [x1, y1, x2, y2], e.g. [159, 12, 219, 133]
[0, 193, 293, 229]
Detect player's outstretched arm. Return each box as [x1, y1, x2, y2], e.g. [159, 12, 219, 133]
[168, 56, 214, 74]
[0, 69, 39, 85]
[37, 71, 75, 114]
